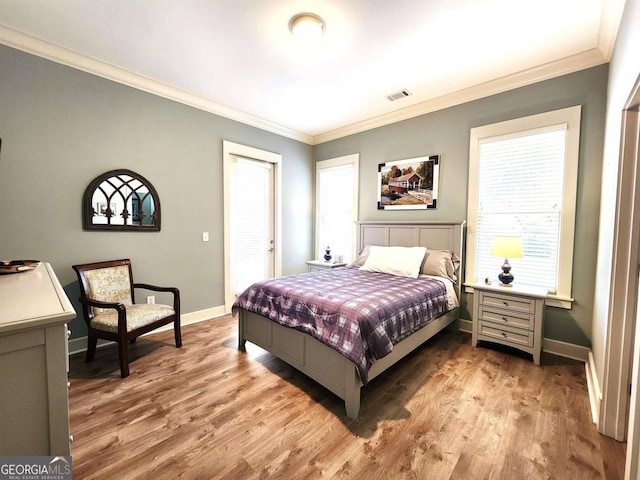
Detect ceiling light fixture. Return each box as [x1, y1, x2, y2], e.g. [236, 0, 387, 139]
[289, 13, 326, 43]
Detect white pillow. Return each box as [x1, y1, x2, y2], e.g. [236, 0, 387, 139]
[360, 246, 427, 278]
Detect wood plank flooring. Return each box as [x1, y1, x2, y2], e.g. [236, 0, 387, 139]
[68, 315, 626, 479]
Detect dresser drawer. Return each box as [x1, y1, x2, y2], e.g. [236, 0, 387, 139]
[479, 291, 536, 314]
[479, 306, 534, 330]
[478, 322, 534, 347]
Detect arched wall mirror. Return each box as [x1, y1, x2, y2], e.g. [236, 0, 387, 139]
[82, 169, 161, 231]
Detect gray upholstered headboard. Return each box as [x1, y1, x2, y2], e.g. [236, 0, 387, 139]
[356, 221, 466, 297]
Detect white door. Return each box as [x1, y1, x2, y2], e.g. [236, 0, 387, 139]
[234, 157, 275, 294]
[223, 141, 282, 312]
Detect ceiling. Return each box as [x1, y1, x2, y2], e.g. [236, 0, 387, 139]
[0, 0, 625, 144]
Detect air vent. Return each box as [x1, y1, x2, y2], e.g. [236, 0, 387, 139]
[386, 89, 411, 102]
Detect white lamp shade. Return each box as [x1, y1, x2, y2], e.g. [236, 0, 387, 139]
[491, 235, 523, 258]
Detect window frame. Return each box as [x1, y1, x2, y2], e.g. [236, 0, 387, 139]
[315, 154, 360, 262]
[465, 106, 581, 309]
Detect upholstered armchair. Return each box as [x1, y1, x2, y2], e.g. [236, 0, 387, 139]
[72, 259, 181, 378]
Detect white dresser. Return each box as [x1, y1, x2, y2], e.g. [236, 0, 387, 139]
[0, 262, 75, 455]
[471, 282, 547, 365]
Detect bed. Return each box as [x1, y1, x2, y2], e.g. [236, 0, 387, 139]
[234, 221, 465, 418]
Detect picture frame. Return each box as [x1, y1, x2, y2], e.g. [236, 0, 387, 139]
[377, 154, 439, 210]
[96, 202, 116, 217]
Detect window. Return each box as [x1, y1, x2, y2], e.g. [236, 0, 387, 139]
[466, 106, 581, 308]
[316, 154, 359, 263]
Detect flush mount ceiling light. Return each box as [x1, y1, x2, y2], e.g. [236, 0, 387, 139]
[289, 13, 326, 43]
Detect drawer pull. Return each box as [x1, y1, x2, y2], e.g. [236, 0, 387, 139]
[503, 301, 509, 306]
[501, 332, 507, 337]
[502, 316, 507, 322]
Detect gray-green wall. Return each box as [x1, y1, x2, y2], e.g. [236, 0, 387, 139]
[314, 65, 609, 347]
[0, 45, 313, 339]
[1, 42, 609, 348]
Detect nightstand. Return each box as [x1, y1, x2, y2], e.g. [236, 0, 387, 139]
[305, 260, 347, 272]
[471, 282, 547, 365]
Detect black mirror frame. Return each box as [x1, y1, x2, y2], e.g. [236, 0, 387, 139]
[82, 169, 161, 232]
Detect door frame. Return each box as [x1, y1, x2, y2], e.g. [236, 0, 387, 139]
[618, 75, 640, 479]
[223, 140, 282, 313]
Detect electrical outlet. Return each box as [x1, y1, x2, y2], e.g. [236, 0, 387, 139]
[146, 295, 155, 304]
[202, 232, 209, 242]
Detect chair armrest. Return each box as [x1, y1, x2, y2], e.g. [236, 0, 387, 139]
[78, 296, 126, 311]
[133, 284, 180, 312]
[78, 296, 127, 332]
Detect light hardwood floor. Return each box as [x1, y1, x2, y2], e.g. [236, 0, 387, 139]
[69, 315, 626, 479]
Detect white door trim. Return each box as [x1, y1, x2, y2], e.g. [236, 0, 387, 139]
[601, 74, 640, 445]
[223, 141, 282, 313]
[620, 77, 640, 479]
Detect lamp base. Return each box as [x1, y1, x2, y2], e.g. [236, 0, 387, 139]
[498, 274, 513, 287]
[498, 258, 514, 286]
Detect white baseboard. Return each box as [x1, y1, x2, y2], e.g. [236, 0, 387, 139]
[585, 351, 602, 424]
[459, 318, 473, 333]
[68, 305, 226, 356]
[542, 337, 590, 362]
[459, 317, 590, 362]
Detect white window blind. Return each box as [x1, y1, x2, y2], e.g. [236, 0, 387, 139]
[475, 126, 567, 293]
[316, 154, 359, 264]
[234, 157, 273, 294]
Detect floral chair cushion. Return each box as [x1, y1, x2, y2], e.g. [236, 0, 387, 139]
[84, 265, 132, 316]
[91, 304, 176, 333]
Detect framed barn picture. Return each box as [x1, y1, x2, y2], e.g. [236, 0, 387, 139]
[377, 154, 439, 210]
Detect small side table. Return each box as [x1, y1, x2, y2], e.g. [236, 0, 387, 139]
[305, 260, 347, 272]
[471, 282, 547, 365]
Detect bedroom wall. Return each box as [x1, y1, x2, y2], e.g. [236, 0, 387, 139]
[314, 65, 609, 348]
[592, 0, 640, 392]
[0, 45, 314, 339]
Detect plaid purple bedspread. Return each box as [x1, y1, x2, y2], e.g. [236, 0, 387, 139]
[232, 266, 450, 384]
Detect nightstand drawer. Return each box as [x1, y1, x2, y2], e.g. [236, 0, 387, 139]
[479, 291, 536, 314]
[479, 306, 534, 330]
[478, 322, 534, 347]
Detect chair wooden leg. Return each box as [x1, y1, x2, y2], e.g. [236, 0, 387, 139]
[129, 338, 137, 344]
[174, 319, 182, 348]
[85, 336, 98, 363]
[118, 341, 130, 378]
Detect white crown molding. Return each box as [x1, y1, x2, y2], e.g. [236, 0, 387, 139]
[598, 0, 627, 61]
[313, 48, 608, 144]
[0, 25, 314, 145]
[1, 24, 614, 147]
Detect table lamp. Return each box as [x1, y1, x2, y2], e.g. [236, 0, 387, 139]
[491, 235, 523, 286]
